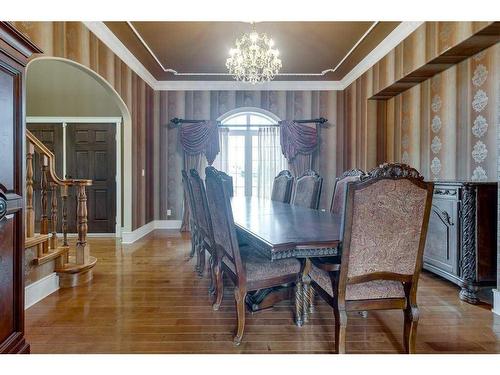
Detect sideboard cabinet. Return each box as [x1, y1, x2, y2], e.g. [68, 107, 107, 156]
[423, 181, 497, 304]
[0, 22, 41, 354]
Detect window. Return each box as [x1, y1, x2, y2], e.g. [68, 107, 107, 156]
[213, 108, 287, 197]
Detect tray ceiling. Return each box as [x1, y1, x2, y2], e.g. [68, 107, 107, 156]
[104, 21, 400, 81]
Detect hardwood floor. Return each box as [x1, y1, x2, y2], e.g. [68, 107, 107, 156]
[25, 230, 500, 354]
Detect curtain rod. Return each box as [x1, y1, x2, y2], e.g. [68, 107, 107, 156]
[169, 117, 328, 128]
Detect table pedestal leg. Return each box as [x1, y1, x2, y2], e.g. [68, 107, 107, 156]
[295, 280, 304, 327]
[302, 276, 311, 323]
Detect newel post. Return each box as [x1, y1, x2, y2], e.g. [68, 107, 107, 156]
[76, 182, 89, 265]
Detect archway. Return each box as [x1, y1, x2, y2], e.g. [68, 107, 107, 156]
[26, 56, 133, 235]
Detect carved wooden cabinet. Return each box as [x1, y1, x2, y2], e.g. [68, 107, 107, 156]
[0, 22, 41, 354]
[423, 181, 497, 304]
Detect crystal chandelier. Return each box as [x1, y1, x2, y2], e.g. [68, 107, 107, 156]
[226, 25, 282, 84]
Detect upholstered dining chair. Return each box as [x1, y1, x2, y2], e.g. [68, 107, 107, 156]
[218, 170, 234, 197]
[291, 170, 323, 209]
[308, 163, 434, 354]
[271, 170, 294, 203]
[205, 166, 302, 345]
[188, 169, 216, 296]
[181, 170, 198, 259]
[330, 168, 366, 219]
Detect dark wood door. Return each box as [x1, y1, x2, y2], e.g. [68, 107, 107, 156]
[66, 123, 116, 233]
[26, 124, 64, 232]
[0, 21, 40, 354]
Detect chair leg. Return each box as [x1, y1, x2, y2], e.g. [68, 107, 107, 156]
[189, 229, 196, 258]
[197, 244, 206, 277]
[233, 287, 247, 346]
[212, 262, 224, 311]
[333, 307, 347, 354]
[208, 253, 215, 296]
[404, 305, 419, 354]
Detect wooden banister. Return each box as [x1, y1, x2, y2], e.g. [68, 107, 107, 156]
[25, 129, 96, 287]
[26, 129, 91, 187]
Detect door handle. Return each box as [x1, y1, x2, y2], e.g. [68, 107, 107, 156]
[0, 196, 6, 221]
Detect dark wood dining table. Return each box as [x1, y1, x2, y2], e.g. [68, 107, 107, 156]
[230, 196, 342, 325]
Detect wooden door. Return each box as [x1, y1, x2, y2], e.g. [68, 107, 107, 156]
[26, 124, 64, 232]
[66, 124, 116, 233]
[0, 21, 39, 354]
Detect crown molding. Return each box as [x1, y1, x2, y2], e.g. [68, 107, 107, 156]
[340, 21, 423, 88]
[156, 80, 344, 91]
[84, 21, 423, 92]
[83, 21, 157, 89]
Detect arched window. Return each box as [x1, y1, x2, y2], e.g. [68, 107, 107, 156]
[213, 108, 287, 198]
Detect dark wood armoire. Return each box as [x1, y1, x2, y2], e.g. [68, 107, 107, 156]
[0, 22, 41, 354]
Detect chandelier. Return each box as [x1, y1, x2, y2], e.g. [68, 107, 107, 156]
[226, 26, 282, 84]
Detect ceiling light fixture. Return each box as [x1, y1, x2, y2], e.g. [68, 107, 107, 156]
[226, 23, 282, 84]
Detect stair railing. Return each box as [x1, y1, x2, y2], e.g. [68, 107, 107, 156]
[26, 129, 92, 266]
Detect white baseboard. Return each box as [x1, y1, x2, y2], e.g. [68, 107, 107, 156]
[493, 289, 500, 316]
[121, 220, 182, 244]
[25, 273, 59, 310]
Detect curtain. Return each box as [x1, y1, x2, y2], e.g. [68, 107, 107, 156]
[212, 127, 229, 172]
[179, 120, 219, 232]
[180, 153, 206, 232]
[279, 120, 318, 177]
[289, 154, 313, 177]
[179, 120, 220, 164]
[257, 127, 288, 200]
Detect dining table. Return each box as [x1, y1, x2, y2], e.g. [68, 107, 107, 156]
[230, 195, 342, 326]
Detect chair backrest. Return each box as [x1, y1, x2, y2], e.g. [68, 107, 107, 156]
[218, 170, 234, 197]
[188, 169, 212, 237]
[205, 166, 245, 279]
[338, 163, 434, 299]
[182, 170, 197, 225]
[330, 168, 366, 219]
[291, 170, 323, 209]
[271, 170, 294, 203]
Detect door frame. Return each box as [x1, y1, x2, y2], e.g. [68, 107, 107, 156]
[26, 116, 122, 237]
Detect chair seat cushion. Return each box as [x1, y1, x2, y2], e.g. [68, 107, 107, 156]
[223, 246, 301, 282]
[310, 264, 405, 301]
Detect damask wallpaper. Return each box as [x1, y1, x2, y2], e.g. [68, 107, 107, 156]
[386, 43, 499, 181]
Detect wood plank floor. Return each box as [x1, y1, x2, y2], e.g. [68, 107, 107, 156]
[25, 230, 500, 354]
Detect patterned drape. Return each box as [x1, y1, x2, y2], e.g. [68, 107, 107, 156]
[279, 121, 318, 160]
[179, 120, 220, 165]
[279, 120, 318, 176]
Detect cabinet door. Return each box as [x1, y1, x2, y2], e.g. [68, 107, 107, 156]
[424, 197, 459, 276]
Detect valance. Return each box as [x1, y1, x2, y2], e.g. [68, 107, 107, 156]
[179, 120, 220, 165]
[279, 120, 319, 161]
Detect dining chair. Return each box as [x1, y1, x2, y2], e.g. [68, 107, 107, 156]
[188, 170, 216, 296]
[205, 166, 302, 345]
[291, 169, 323, 209]
[308, 163, 434, 354]
[271, 170, 294, 203]
[330, 168, 366, 216]
[181, 170, 198, 259]
[218, 170, 234, 197]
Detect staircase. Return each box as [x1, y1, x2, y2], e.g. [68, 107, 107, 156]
[25, 130, 97, 287]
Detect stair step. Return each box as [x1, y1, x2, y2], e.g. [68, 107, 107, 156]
[25, 234, 50, 249]
[32, 246, 69, 266]
[56, 256, 97, 274]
